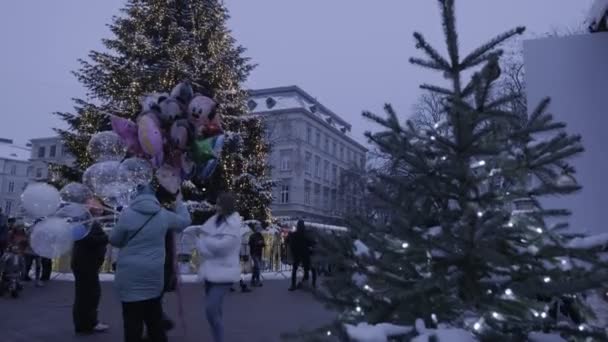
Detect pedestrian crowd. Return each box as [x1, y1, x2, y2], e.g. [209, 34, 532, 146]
[0, 185, 323, 342]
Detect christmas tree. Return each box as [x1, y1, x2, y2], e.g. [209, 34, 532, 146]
[306, 0, 608, 341]
[52, 0, 272, 222]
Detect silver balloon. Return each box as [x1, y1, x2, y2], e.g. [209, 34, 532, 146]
[119, 158, 153, 186]
[59, 182, 93, 204]
[83, 161, 121, 197]
[30, 217, 73, 259]
[87, 131, 127, 162]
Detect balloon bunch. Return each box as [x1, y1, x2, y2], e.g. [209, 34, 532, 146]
[19, 82, 226, 259]
[110, 81, 225, 195]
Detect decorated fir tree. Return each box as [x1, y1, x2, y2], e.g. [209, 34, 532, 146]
[53, 0, 272, 222]
[306, 0, 608, 341]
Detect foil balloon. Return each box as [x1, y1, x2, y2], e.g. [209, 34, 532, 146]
[212, 134, 225, 158]
[170, 81, 194, 106]
[82, 161, 121, 197]
[201, 122, 223, 137]
[59, 182, 93, 204]
[198, 159, 218, 181]
[111, 115, 142, 155]
[87, 131, 127, 162]
[188, 95, 217, 130]
[180, 153, 196, 180]
[156, 164, 181, 195]
[170, 119, 192, 151]
[158, 97, 183, 124]
[138, 113, 164, 167]
[21, 183, 61, 218]
[191, 137, 215, 164]
[140, 92, 167, 112]
[30, 217, 73, 259]
[119, 157, 153, 187]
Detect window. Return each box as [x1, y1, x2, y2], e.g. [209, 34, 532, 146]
[323, 187, 329, 208]
[280, 181, 290, 203]
[280, 150, 292, 171]
[37, 146, 45, 158]
[314, 156, 321, 178]
[22, 182, 28, 191]
[62, 145, 68, 156]
[8, 181, 15, 193]
[347, 149, 352, 163]
[332, 140, 337, 156]
[50, 145, 57, 158]
[360, 155, 366, 169]
[324, 135, 329, 152]
[340, 145, 344, 161]
[36, 168, 43, 178]
[315, 129, 321, 147]
[281, 121, 292, 138]
[332, 165, 337, 184]
[4, 200, 12, 215]
[306, 125, 312, 144]
[304, 152, 312, 175]
[10, 165, 16, 175]
[324, 161, 329, 181]
[304, 181, 311, 204]
[331, 189, 337, 211]
[314, 183, 321, 206]
[26, 166, 33, 177]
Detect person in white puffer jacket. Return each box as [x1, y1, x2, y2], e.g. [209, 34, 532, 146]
[183, 193, 241, 342]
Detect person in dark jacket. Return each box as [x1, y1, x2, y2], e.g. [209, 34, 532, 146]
[72, 197, 110, 335]
[248, 224, 265, 287]
[288, 220, 316, 291]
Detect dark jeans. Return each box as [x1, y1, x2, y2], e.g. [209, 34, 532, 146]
[291, 257, 317, 288]
[73, 269, 101, 332]
[122, 297, 167, 342]
[41, 258, 52, 281]
[24, 254, 41, 280]
[251, 255, 262, 284]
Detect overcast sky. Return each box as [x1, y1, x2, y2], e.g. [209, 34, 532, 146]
[0, 0, 593, 146]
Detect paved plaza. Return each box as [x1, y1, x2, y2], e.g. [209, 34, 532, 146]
[1, 278, 333, 342]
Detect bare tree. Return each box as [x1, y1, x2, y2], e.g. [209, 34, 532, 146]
[410, 91, 446, 130]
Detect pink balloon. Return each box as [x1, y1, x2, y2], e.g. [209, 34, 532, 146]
[137, 113, 164, 167]
[110, 115, 142, 155]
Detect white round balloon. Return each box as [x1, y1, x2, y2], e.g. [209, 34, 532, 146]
[30, 217, 73, 259]
[99, 181, 136, 208]
[59, 182, 93, 204]
[119, 158, 153, 186]
[55, 203, 93, 241]
[87, 131, 127, 162]
[21, 183, 61, 218]
[83, 161, 121, 196]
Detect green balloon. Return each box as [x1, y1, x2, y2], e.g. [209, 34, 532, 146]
[191, 137, 215, 164]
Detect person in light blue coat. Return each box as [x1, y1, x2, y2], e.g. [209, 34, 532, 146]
[110, 185, 191, 342]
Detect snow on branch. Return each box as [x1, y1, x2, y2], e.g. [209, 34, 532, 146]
[345, 322, 413, 342]
[567, 233, 608, 249]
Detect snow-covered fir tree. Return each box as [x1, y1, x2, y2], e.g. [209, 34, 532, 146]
[301, 1, 608, 341]
[52, 0, 273, 222]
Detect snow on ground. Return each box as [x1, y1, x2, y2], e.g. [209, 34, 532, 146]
[345, 322, 413, 342]
[51, 271, 291, 283]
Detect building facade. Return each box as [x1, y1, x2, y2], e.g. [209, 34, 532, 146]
[28, 136, 75, 182]
[0, 139, 31, 217]
[248, 86, 367, 225]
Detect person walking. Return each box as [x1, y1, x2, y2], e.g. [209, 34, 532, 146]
[248, 223, 265, 287]
[72, 197, 110, 335]
[110, 185, 191, 342]
[288, 220, 316, 291]
[184, 193, 242, 342]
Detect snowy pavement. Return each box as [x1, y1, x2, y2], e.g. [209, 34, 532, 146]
[1, 278, 332, 342]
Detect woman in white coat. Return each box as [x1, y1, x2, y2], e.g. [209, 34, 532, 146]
[183, 193, 242, 342]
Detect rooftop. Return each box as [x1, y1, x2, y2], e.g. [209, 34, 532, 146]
[248, 85, 351, 130]
[0, 141, 31, 162]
